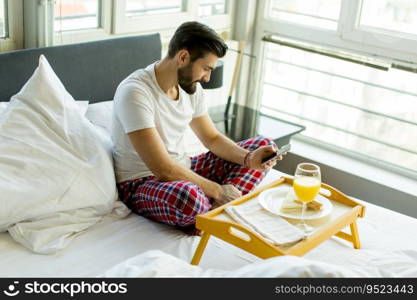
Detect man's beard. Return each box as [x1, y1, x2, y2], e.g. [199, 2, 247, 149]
[178, 64, 199, 94]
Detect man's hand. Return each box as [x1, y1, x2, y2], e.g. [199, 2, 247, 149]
[215, 184, 242, 205]
[247, 145, 283, 171]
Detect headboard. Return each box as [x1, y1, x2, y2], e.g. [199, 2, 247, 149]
[0, 34, 161, 103]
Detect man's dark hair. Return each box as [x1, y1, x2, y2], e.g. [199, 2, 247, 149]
[168, 21, 228, 61]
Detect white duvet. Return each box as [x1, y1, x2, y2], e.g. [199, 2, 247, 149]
[102, 249, 417, 278]
[0, 55, 128, 254]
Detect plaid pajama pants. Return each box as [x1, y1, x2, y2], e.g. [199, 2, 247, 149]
[117, 136, 275, 227]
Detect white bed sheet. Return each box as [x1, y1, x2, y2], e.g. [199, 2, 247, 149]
[1, 170, 417, 277]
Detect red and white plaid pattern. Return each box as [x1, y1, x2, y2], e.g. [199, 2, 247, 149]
[117, 136, 275, 227]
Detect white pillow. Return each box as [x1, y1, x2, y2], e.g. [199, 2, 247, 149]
[85, 100, 113, 134]
[0, 100, 89, 116]
[0, 102, 8, 113]
[0, 55, 123, 254]
[76, 100, 89, 115]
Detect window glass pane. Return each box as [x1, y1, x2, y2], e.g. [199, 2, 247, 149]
[54, 0, 100, 32]
[198, 0, 227, 17]
[125, 0, 182, 17]
[360, 0, 417, 36]
[261, 43, 417, 174]
[268, 0, 341, 30]
[0, 0, 6, 38]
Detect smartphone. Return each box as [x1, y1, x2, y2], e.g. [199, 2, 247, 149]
[261, 143, 291, 164]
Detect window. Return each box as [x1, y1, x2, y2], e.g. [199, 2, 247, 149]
[54, 0, 100, 32]
[261, 42, 417, 174]
[41, 0, 233, 46]
[0, 0, 7, 38]
[341, 0, 417, 58]
[113, 0, 233, 35]
[268, 0, 341, 30]
[199, 0, 227, 17]
[113, 0, 192, 34]
[360, 0, 417, 36]
[253, 0, 417, 177]
[125, 0, 182, 17]
[0, 0, 22, 51]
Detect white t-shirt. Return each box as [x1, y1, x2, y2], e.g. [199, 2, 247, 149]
[111, 62, 207, 183]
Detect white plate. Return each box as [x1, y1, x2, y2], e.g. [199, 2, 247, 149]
[258, 185, 332, 220]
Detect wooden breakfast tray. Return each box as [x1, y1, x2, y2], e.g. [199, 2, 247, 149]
[190, 176, 366, 265]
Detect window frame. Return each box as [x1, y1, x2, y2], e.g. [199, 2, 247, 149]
[0, 0, 23, 52]
[340, 0, 417, 64]
[112, 0, 233, 35]
[0, 0, 8, 39]
[113, 0, 194, 34]
[260, 0, 417, 64]
[249, 0, 417, 178]
[197, 0, 232, 30]
[252, 0, 417, 109]
[53, 0, 112, 46]
[23, 0, 234, 48]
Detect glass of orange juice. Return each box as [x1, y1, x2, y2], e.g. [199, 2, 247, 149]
[293, 163, 321, 233]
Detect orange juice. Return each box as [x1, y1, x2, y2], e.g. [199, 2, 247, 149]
[293, 177, 320, 203]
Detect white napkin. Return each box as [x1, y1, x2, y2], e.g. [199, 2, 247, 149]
[225, 201, 306, 247]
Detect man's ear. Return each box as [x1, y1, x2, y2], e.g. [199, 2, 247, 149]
[176, 49, 190, 67]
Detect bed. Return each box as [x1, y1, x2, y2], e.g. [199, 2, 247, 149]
[1, 34, 417, 278]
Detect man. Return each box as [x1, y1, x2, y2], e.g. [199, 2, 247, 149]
[112, 21, 282, 234]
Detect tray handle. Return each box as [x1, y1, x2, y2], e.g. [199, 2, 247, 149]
[196, 216, 285, 258]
